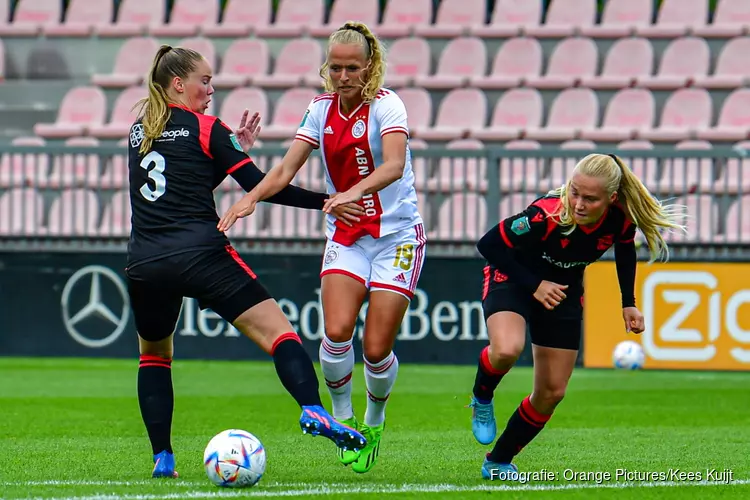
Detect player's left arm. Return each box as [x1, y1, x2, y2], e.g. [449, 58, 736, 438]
[615, 220, 644, 333]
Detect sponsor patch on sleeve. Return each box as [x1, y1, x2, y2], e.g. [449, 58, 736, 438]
[510, 216, 531, 236]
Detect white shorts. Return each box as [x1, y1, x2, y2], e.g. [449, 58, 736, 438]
[320, 223, 427, 300]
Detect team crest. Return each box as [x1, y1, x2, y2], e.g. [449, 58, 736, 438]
[352, 119, 366, 139]
[324, 248, 339, 265]
[229, 134, 244, 152]
[129, 123, 144, 148]
[510, 216, 531, 235]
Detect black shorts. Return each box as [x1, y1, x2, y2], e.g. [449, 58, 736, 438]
[481, 265, 583, 350]
[125, 245, 272, 342]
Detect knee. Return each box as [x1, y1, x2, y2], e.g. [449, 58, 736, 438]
[488, 343, 522, 366]
[138, 335, 173, 359]
[533, 386, 567, 411]
[324, 318, 356, 343]
[363, 343, 391, 364]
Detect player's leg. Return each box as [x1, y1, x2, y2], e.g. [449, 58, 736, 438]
[319, 241, 370, 465]
[126, 270, 183, 479]
[352, 224, 426, 474]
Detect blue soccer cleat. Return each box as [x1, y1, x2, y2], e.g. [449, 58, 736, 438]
[468, 396, 496, 445]
[481, 456, 519, 481]
[299, 405, 367, 452]
[152, 450, 179, 478]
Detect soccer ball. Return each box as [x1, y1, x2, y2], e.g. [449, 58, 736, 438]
[612, 340, 645, 370]
[203, 429, 266, 488]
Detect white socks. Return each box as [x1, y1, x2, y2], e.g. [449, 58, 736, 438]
[318, 336, 354, 420]
[364, 351, 399, 427]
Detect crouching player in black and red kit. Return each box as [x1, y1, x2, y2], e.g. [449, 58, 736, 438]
[468, 153, 686, 480]
[126, 45, 367, 478]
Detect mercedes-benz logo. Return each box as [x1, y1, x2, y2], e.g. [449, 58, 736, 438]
[61, 265, 130, 348]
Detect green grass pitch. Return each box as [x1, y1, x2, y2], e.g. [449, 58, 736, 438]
[0, 357, 748, 499]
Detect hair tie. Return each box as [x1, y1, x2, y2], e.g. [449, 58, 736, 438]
[339, 24, 371, 52]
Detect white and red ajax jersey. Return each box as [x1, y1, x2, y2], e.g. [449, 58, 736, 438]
[295, 88, 423, 246]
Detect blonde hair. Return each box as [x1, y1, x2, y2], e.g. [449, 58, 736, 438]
[133, 44, 204, 155]
[319, 21, 386, 103]
[547, 153, 687, 262]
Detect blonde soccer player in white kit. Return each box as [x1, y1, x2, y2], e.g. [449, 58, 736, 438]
[218, 21, 426, 474]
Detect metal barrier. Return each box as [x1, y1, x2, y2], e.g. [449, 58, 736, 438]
[0, 144, 747, 259]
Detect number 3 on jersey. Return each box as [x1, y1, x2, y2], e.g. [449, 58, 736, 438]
[139, 151, 167, 202]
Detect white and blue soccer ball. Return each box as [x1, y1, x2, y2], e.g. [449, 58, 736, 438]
[612, 340, 645, 370]
[203, 429, 266, 488]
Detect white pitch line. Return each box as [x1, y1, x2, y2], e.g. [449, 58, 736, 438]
[9, 478, 750, 500]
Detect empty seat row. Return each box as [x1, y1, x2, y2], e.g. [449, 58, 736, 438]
[2, 0, 750, 39]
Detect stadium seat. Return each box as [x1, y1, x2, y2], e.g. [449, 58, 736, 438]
[254, 39, 323, 89]
[0, 0, 60, 37]
[580, 88, 655, 141]
[712, 141, 750, 194]
[417, 88, 487, 141]
[525, 87, 599, 141]
[471, 0, 543, 38]
[539, 140, 596, 191]
[428, 192, 488, 241]
[98, 190, 131, 237]
[254, 0, 325, 38]
[202, 0, 268, 37]
[177, 37, 217, 69]
[378, 0, 432, 37]
[217, 191, 264, 237]
[396, 87, 432, 137]
[415, 0, 485, 38]
[657, 140, 715, 194]
[426, 139, 486, 192]
[694, 0, 750, 37]
[580, 0, 653, 38]
[637, 0, 709, 37]
[0, 136, 48, 188]
[499, 192, 544, 219]
[470, 37, 542, 89]
[218, 88, 269, 130]
[46, 188, 100, 236]
[616, 140, 660, 192]
[526, 37, 598, 89]
[96, 0, 165, 37]
[34, 86, 107, 139]
[259, 87, 318, 140]
[149, 0, 219, 37]
[471, 87, 543, 141]
[719, 194, 750, 242]
[89, 86, 148, 139]
[0, 187, 45, 236]
[498, 139, 542, 192]
[43, 137, 101, 188]
[408, 138, 430, 191]
[694, 37, 750, 89]
[274, 139, 324, 190]
[525, 0, 597, 38]
[44, 0, 112, 37]
[637, 37, 710, 90]
[100, 138, 128, 189]
[414, 37, 487, 89]
[697, 88, 750, 142]
[309, 0, 378, 37]
[212, 39, 270, 88]
[579, 37, 653, 90]
[383, 37, 431, 88]
[662, 194, 716, 243]
[638, 88, 713, 142]
[90, 37, 159, 88]
[263, 204, 324, 240]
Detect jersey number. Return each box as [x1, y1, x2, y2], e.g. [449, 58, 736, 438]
[393, 244, 415, 271]
[139, 151, 167, 202]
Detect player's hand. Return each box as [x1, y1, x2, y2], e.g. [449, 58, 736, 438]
[533, 280, 568, 310]
[217, 195, 257, 232]
[323, 187, 364, 214]
[622, 306, 645, 334]
[328, 196, 365, 227]
[235, 110, 262, 154]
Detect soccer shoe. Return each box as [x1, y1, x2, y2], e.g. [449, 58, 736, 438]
[481, 456, 518, 481]
[152, 450, 179, 478]
[351, 422, 384, 474]
[299, 405, 367, 452]
[468, 396, 496, 445]
[336, 416, 361, 465]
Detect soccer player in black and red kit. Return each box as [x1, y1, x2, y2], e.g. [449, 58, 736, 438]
[126, 45, 366, 478]
[467, 153, 686, 480]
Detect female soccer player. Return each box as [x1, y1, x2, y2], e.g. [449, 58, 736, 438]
[468, 153, 685, 480]
[127, 44, 366, 479]
[218, 22, 426, 474]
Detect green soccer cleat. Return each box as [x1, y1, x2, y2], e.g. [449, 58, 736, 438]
[351, 422, 384, 474]
[336, 416, 361, 465]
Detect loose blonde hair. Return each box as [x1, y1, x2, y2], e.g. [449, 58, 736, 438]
[547, 153, 687, 262]
[319, 21, 386, 103]
[133, 44, 204, 155]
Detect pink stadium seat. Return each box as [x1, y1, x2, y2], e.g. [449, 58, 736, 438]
[693, 37, 750, 89]
[581, 0, 653, 38]
[218, 88, 269, 130]
[34, 86, 107, 139]
[414, 37, 487, 89]
[218, 192, 264, 237]
[378, 0, 432, 37]
[694, 0, 750, 37]
[255, 0, 325, 38]
[637, 0, 708, 38]
[89, 86, 148, 139]
[539, 140, 596, 191]
[428, 192, 488, 241]
[0, 0, 60, 37]
[149, 0, 219, 36]
[98, 190, 132, 237]
[471, 88, 543, 141]
[526, 37, 598, 89]
[418, 88, 487, 141]
[525, 88, 599, 141]
[202, 0, 270, 37]
[177, 37, 216, 69]
[254, 39, 323, 89]
[712, 141, 750, 194]
[383, 37, 431, 88]
[396, 88, 432, 137]
[277, 139, 324, 190]
[309, 0, 378, 37]
[698, 88, 750, 142]
[212, 39, 270, 88]
[638, 88, 712, 142]
[43, 137, 101, 189]
[657, 140, 715, 194]
[0, 188, 45, 235]
[426, 139, 486, 192]
[100, 138, 129, 189]
[499, 139, 542, 192]
[263, 205, 324, 239]
[526, 0, 597, 38]
[615, 140, 659, 191]
[470, 37, 542, 89]
[579, 37, 653, 90]
[719, 195, 750, 243]
[415, 0, 485, 38]
[408, 138, 430, 191]
[44, 0, 112, 36]
[638, 37, 710, 90]
[97, 0, 165, 37]
[0, 136, 48, 188]
[91, 37, 159, 88]
[472, 0, 542, 37]
[47, 188, 100, 236]
[581, 88, 655, 141]
[662, 194, 716, 243]
[260, 87, 318, 140]
[499, 192, 545, 219]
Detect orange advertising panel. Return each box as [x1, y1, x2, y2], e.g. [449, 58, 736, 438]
[583, 262, 750, 371]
